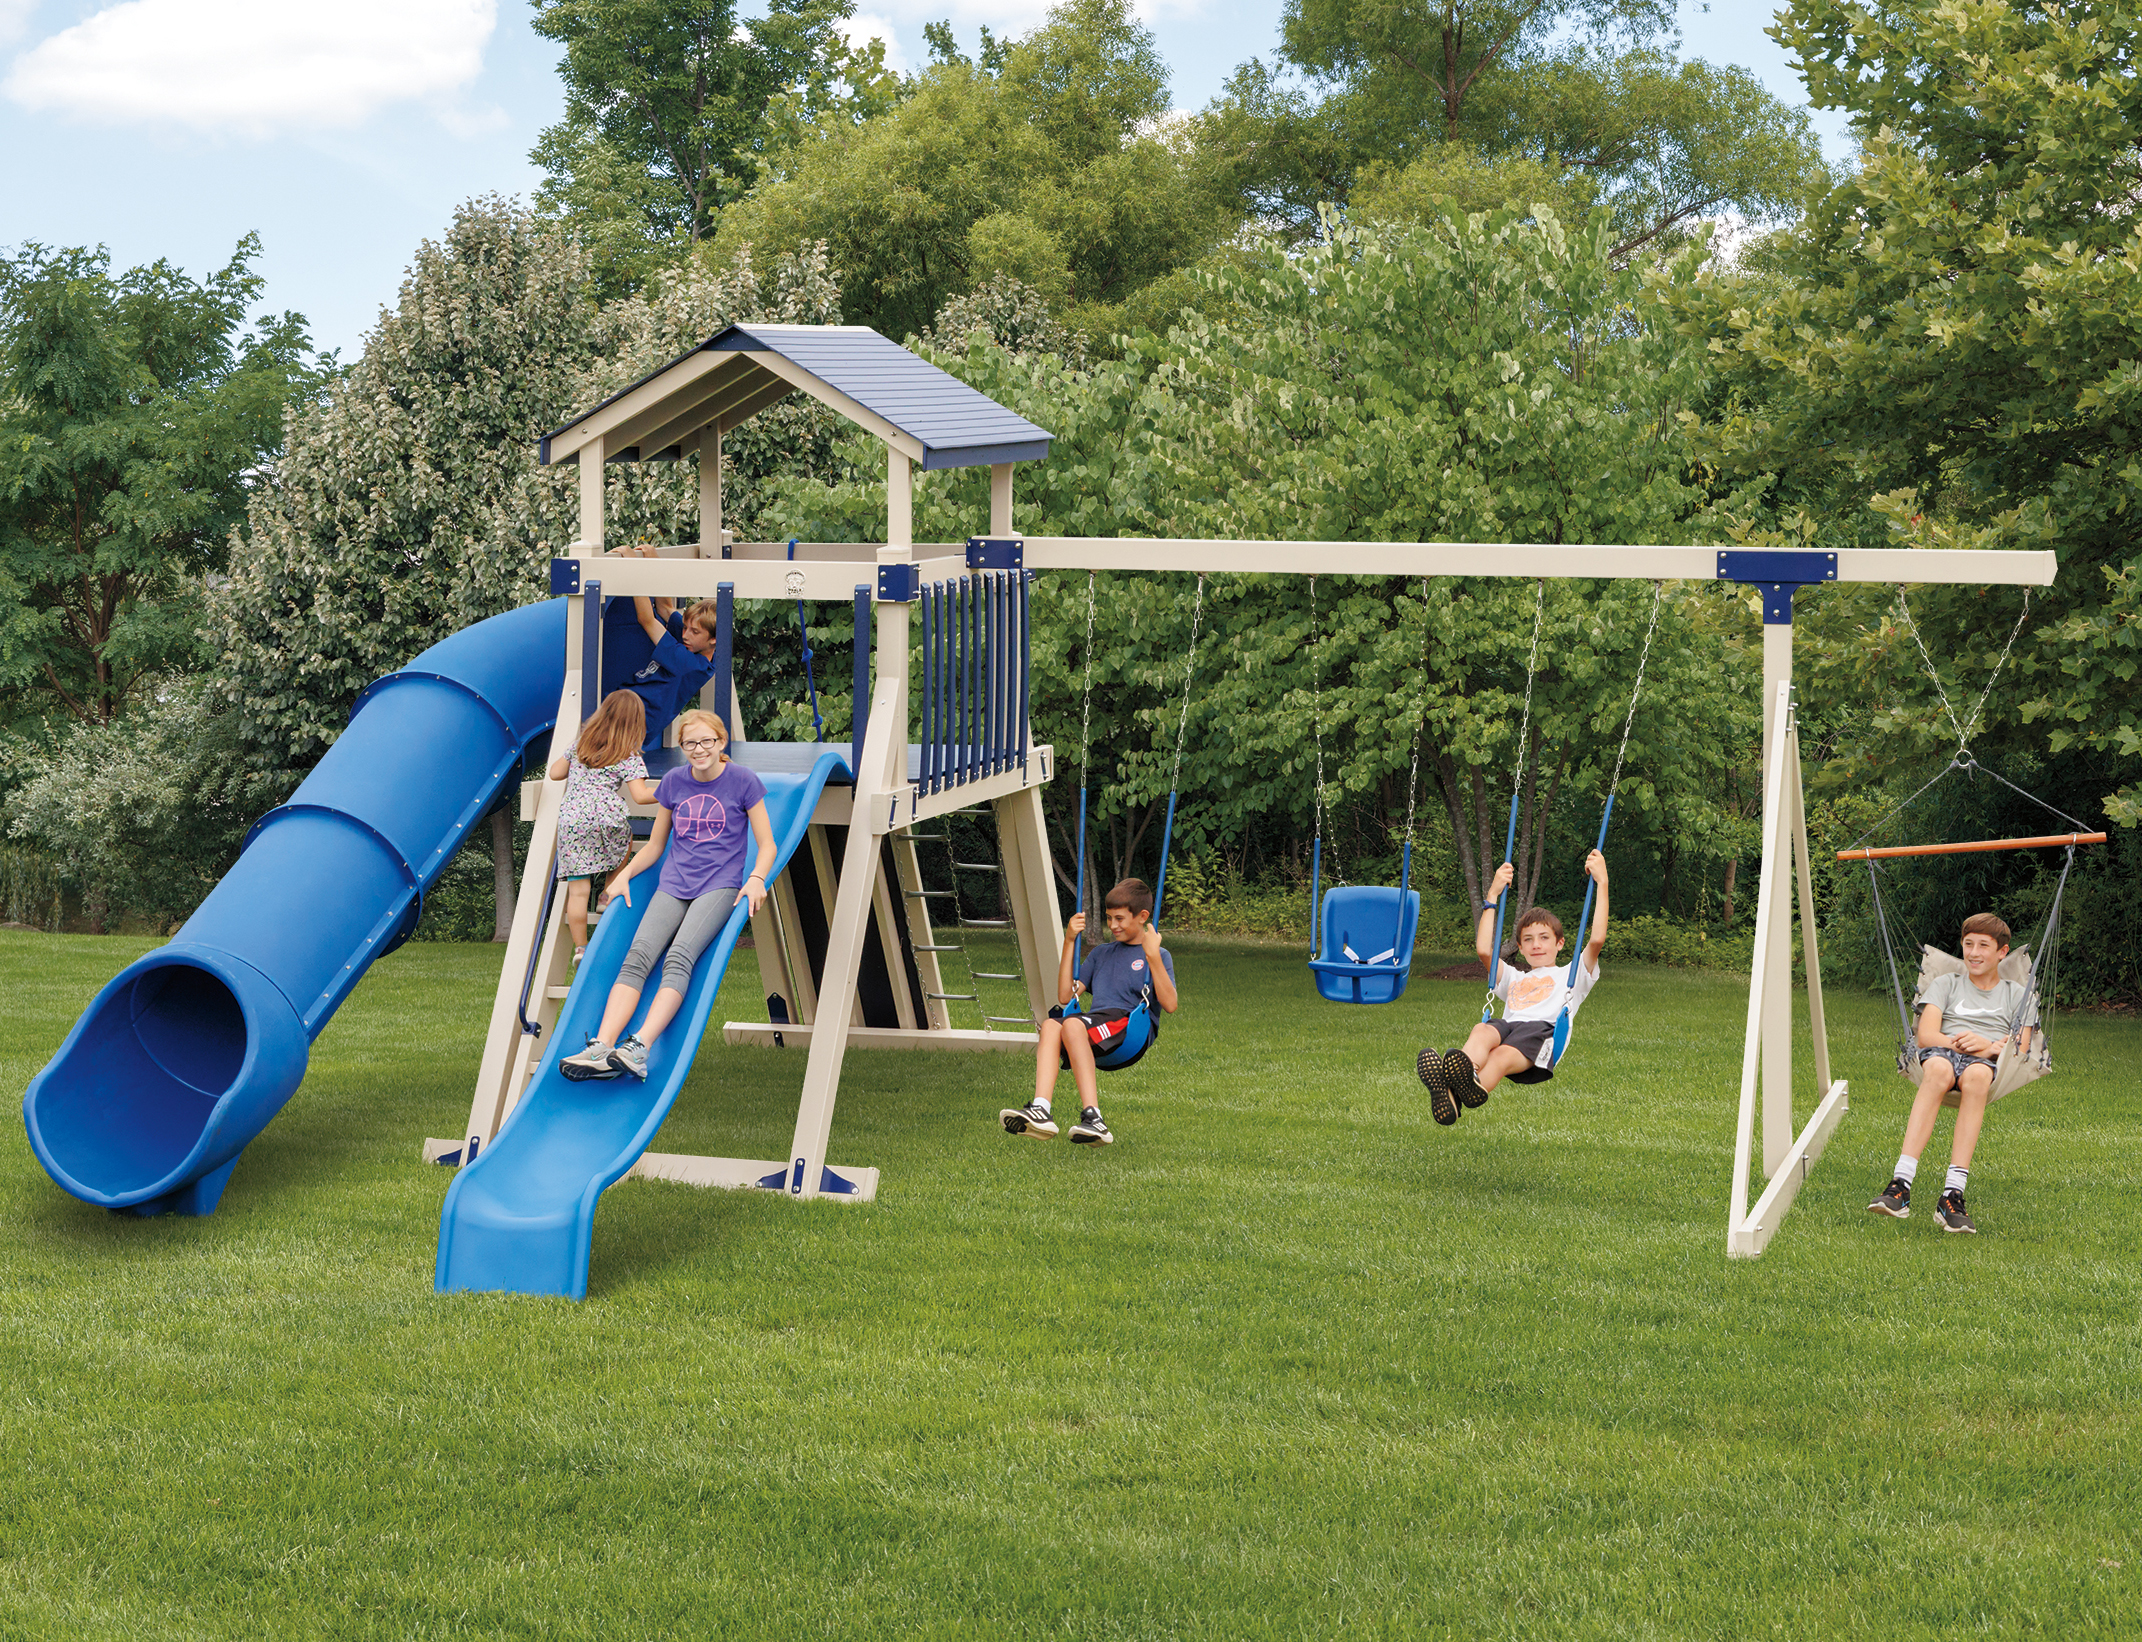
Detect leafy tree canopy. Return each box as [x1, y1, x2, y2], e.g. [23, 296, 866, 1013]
[1661, 0, 2142, 824]
[0, 239, 326, 732]
[709, 0, 1240, 340]
[530, 0, 891, 297]
[1198, 0, 1828, 259]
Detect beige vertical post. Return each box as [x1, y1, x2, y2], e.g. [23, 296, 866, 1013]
[698, 429, 721, 550]
[989, 463, 1014, 537]
[892, 836, 951, 1030]
[578, 434, 605, 552]
[1759, 619, 1794, 1176]
[783, 447, 915, 1199]
[995, 787, 1065, 1023]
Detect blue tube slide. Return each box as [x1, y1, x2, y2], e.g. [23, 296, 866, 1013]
[435, 748, 850, 1301]
[22, 601, 566, 1217]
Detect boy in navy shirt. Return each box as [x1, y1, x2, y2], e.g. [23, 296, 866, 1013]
[1001, 878, 1177, 1146]
[596, 545, 718, 752]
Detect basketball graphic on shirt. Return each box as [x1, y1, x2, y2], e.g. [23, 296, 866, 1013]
[670, 790, 729, 843]
[1509, 971, 1557, 1011]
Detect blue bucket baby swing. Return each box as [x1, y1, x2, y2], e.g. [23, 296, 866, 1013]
[1306, 576, 1429, 1005]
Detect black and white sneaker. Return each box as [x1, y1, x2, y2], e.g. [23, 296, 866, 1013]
[1936, 1188, 1977, 1233]
[561, 1039, 620, 1080]
[608, 1034, 650, 1080]
[1000, 1103, 1059, 1138]
[1069, 1108, 1113, 1145]
[1866, 1178, 1911, 1218]
[1417, 1048, 1459, 1127]
[1443, 1049, 1490, 1110]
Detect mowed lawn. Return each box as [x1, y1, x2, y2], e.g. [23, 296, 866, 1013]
[1, 927, 2137, 1640]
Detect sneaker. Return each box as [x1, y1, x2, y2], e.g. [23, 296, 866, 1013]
[1069, 1108, 1114, 1145]
[1936, 1188, 1977, 1234]
[572, 947, 585, 967]
[1000, 1103, 1059, 1138]
[1866, 1178, 1911, 1218]
[1443, 1049, 1490, 1110]
[561, 1039, 619, 1081]
[1417, 1048, 1459, 1127]
[607, 1034, 650, 1080]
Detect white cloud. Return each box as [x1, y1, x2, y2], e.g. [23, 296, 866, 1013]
[3, 0, 497, 134]
[842, 11, 909, 77]
[0, 0, 38, 50]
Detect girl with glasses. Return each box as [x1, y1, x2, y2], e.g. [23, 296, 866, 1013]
[560, 709, 775, 1082]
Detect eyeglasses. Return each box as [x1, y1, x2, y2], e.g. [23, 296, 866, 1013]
[681, 738, 722, 753]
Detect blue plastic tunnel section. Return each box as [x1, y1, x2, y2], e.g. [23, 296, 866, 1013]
[22, 601, 567, 1217]
[434, 749, 850, 1301]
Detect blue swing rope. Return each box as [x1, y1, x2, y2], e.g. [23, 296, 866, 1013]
[1072, 571, 1097, 972]
[1483, 580, 1548, 1022]
[1306, 577, 1338, 955]
[1151, 573, 1206, 926]
[1559, 581, 1665, 997]
[788, 538, 824, 743]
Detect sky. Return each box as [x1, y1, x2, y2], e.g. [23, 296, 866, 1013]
[0, 1, 1854, 364]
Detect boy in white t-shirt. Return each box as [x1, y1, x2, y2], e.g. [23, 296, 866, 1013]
[1417, 850, 1608, 1126]
[1866, 911, 2035, 1234]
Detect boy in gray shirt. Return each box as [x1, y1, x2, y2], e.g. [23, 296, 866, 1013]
[1867, 912, 2036, 1233]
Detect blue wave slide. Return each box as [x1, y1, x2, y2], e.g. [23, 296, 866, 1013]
[433, 748, 846, 1300]
[23, 600, 567, 1219]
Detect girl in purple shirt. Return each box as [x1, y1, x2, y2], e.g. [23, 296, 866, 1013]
[560, 708, 775, 1082]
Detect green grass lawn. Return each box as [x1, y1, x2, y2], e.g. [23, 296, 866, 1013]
[2, 928, 2137, 1639]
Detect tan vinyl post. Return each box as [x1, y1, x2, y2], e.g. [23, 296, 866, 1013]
[989, 463, 1013, 537]
[579, 433, 605, 552]
[1759, 622, 1794, 1177]
[698, 428, 721, 553]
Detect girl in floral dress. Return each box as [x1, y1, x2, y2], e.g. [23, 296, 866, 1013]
[548, 692, 658, 963]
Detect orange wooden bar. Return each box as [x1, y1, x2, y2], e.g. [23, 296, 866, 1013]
[1836, 831, 2106, 862]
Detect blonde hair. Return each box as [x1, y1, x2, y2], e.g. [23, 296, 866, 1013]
[682, 599, 721, 639]
[575, 691, 646, 769]
[676, 707, 728, 750]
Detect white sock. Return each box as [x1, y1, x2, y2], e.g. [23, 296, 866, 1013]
[1945, 1165, 1969, 1196]
[1033, 1096, 1051, 1113]
[1893, 1155, 1919, 1187]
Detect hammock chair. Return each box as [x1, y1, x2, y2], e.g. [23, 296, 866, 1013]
[1836, 591, 2104, 1106]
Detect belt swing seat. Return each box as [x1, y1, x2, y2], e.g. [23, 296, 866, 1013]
[1061, 571, 1204, 1071]
[1475, 579, 1663, 1068]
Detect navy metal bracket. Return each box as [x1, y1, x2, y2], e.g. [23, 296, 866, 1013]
[1716, 549, 1838, 625]
[549, 557, 582, 595]
[877, 563, 920, 602]
[966, 536, 1025, 570]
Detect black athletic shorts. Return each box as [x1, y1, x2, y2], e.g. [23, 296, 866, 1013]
[1490, 1017, 1555, 1084]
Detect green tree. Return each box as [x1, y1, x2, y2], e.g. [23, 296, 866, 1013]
[1200, 0, 1827, 259]
[1659, 0, 2142, 827]
[710, 0, 1238, 340]
[762, 208, 1757, 921]
[0, 239, 324, 730]
[530, 0, 879, 296]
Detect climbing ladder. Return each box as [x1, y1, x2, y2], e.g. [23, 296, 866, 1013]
[903, 809, 1036, 1032]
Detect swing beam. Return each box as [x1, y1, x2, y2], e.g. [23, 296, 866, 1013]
[1836, 832, 2105, 861]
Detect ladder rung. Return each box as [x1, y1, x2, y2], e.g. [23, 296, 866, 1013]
[971, 971, 1021, 980]
[904, 889, 954, 899]
[912, 943, 963, 953]
[959, 918, 1012, 928]
[545, 986, 571, 999]
[983, 1015, 1034, 1025]
[907, 833, 950, 843]
[926, 991, 980, 1002]
[952, 862, 1002, 872]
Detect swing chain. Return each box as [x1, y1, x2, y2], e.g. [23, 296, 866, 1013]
[1403, 577, 1429, 857]
[1895, 586, 2033, 756]
[1309, 576, 1340, 886]
[1604, 582, 1665, 799]
[1080, 570, 1097, 927]
[1167, 574, 1207, 798]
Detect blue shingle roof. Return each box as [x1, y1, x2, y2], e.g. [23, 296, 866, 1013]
[539, 323, 1053, 472]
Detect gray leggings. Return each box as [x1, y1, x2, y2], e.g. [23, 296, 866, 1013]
[617, 888, 739, 996]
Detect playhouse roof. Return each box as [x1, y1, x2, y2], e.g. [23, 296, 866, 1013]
[538, 323, 1053, 473]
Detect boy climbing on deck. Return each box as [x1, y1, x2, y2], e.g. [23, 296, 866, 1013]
[1866, 912, 2032, 1234]
[1417, 851, 1608, 1126]
[1001, 878, 1177, 1147]
[598, 543, 720, 750]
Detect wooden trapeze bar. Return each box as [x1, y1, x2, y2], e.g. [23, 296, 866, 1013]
[1836, 831, 2107, 862]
